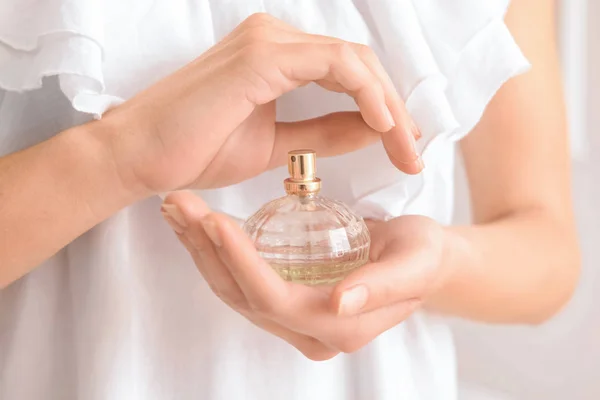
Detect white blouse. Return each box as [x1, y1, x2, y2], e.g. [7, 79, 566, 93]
[0, 1, 528, 399]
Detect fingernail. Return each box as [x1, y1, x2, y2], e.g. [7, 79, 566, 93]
[161, 212, 184, 234]
[409, 131, 425, 170]
[201, 217, 222, 247]
[338, 285, 369, 316]
[160, 204, 187, 234]
[397, 133, 422, 167]
[416, 156, 424, 171]
[409, 128, 418, 153]
[412, 122, 422, 140]
[383, 106, 396, 129]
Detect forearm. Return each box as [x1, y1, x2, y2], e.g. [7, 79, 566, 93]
[426, 0, 581, 325]
[429, 210, 579, 324]
[0, 122, 148, 288]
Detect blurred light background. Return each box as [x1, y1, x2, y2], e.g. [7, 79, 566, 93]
[453, 0, 599, 398]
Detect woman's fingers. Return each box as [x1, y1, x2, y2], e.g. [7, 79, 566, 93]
[207, 13, 422, 172]
[162, 191, 249, 311]
[162, 191, 340, 361]
[330, 259, 428, 318]
[197, 210, 293, 314]
[269, 112, 380, 169]
[187, 202, 425, 342]
[162, 189, 434, 357]
[242, 41, 394, 133]
[198, 206, 342, 332]
[161, 192, 426, 357]
[345, 43, 422, 170]
[330, 216, 445, 316]
[237, 40, 421, 171]
[319, 298, 422, 353]
[229, 15, 423, 172]
[162, 190, 329, 336]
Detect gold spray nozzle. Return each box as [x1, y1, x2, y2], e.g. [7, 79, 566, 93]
[284, 149, 322, 195]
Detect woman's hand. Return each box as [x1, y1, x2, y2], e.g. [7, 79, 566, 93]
[0, 13, 424, 288]
[161, 191, 450, 360]
[98, 13, 422, 196]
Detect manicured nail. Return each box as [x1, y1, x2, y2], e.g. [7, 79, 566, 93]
[412, 122, 422, 140]
[201, 217, 222, 247]
[338, 285, 369, 316]
[409, 128, 418, 153]
[416, 156, 424, 171]
[383, 106, 396, 129]
[395, 132, 422, 167]
[160, 204, 187, 234]
[161, 212, 184, 234]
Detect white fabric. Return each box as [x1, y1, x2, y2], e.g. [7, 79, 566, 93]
[450, 1, 600, 399]
[0, 1, 528, 399]
[558, 0, 589, 161]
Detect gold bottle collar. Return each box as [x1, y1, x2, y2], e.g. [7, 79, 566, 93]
[284, 149, 321, 195]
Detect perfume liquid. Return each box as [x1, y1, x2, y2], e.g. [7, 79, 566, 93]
[243, 150, 370, 285]
[268, 259, 369, 285]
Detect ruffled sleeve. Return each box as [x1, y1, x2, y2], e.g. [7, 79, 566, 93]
[0, 0, 221, 119]
[0, 0, 126, 117]
[1, 0, 528, 137]
[363, 0, 529, 158]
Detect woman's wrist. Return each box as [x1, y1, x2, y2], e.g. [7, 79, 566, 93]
[425, 213, 578, 323]
[423, 225, 479, 314]
[0, 121, 153, 286]
[63, 119, 153, 211]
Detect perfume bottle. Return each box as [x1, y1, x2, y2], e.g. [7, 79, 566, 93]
[243, 150, 370, 285]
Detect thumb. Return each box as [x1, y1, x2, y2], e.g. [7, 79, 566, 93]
[269, 111, 379, 169]
[330, 256, 427, 318]
[271, 111, 424, 175]
[381, 125, 424, 175]
[329, 217, 441, 316]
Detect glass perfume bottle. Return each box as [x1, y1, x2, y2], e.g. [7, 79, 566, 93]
[243, 150, 370, 285]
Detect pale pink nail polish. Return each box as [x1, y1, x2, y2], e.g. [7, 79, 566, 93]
[383, 106, 396, 129]
[161, 204, 188, 233]
[161, 212, 185, 234]
[416, 156, 425, 171]
[412, 122, 422, 140]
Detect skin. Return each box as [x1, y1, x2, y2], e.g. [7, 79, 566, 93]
[0, 14, 421, 286]
[427, 0, 578, 323]
[0, 1, 579, 362]
[161, 0, 579, 361]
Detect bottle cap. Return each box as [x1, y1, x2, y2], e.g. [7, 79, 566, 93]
[284, 149, 322, 195]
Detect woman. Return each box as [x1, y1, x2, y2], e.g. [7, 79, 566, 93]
[0, 0, 579, 399]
